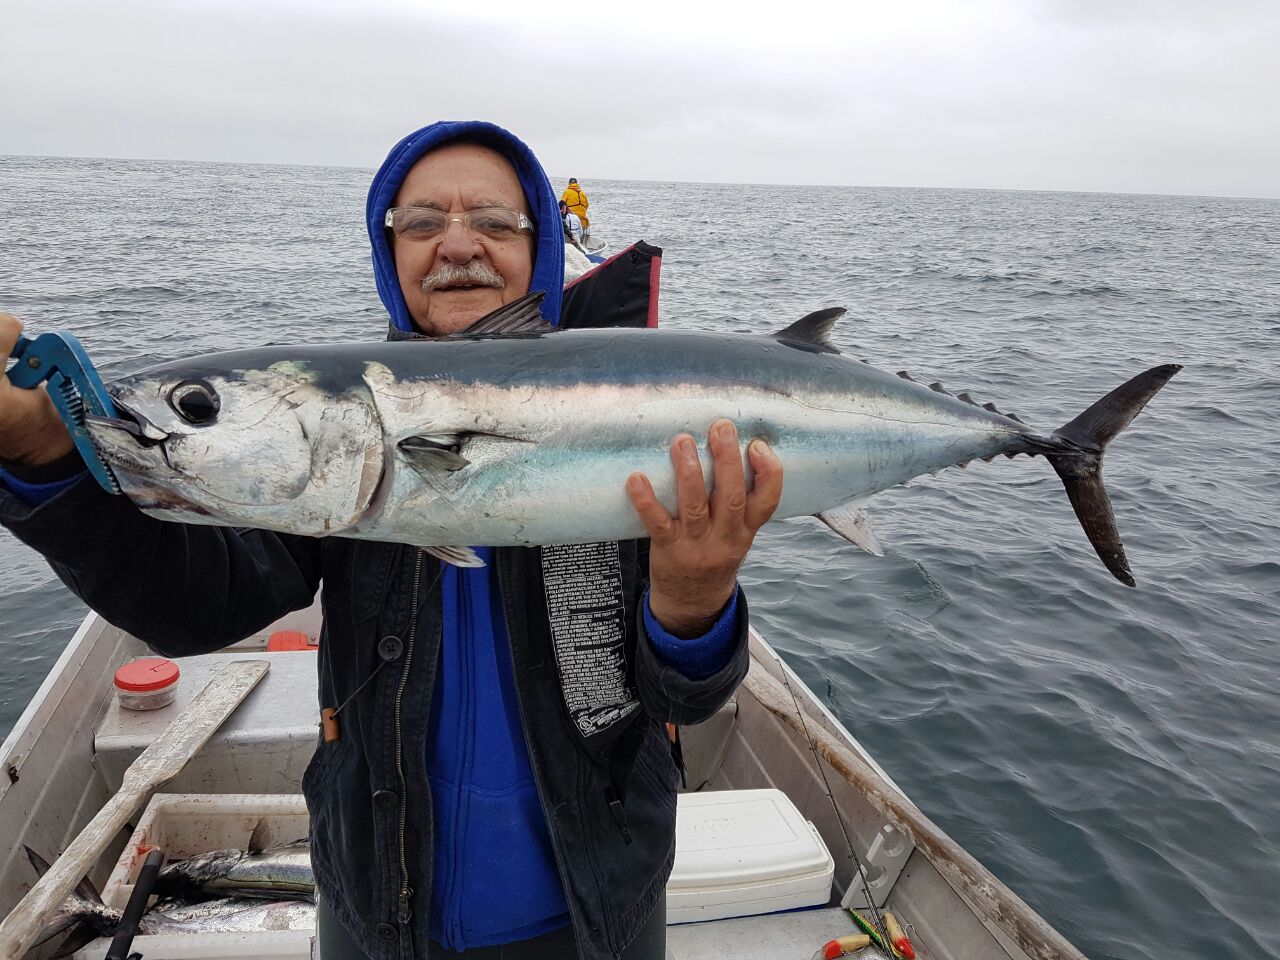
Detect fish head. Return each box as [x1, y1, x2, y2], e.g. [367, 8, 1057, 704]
[87, 358, 384, 534]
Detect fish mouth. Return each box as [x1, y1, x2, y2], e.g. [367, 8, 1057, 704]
[85, 396, 178, 482]
[87, 392, 171, 446]
[85, 412, 164, 446]
[80, 417, 212, 517]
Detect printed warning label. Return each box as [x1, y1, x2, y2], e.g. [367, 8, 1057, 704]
[541, 541, 640, 737]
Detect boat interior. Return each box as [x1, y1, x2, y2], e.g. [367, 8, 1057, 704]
[1, 601, 1071, 960]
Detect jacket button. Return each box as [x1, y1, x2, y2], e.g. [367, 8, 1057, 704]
[377, 635, 403, 661]
[376, 922, 397, 942]
[373, 789, 397, 809]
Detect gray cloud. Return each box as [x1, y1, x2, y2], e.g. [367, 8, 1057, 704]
[3, 0, 1278, 197]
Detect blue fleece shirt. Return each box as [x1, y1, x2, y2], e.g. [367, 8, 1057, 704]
[429, 556, 739, 949]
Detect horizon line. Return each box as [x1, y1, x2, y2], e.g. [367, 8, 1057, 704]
[2, 151, 1276, 204]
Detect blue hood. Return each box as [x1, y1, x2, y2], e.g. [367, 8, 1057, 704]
[366, 121, 565, 332]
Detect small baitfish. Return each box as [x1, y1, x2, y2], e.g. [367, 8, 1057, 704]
[139, 896, 316, 933]
[153, 842, 314, 902]
[151, 817, 312, 902]
[85, 294, 1179, 585]
[48, 893, 316, 941]
[25, 846, 315, 959]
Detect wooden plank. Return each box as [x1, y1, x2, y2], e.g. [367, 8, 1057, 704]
[0, 660, 269, 960]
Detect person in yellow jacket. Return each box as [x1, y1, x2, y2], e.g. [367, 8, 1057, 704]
[560, 177, 589, 230]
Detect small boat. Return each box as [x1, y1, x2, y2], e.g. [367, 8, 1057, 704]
[0, 601, 1086, 960]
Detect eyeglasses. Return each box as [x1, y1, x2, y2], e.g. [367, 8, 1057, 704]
[384, 206, 535, 242]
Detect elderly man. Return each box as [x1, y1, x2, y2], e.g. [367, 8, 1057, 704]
[0, 121, 782, 960]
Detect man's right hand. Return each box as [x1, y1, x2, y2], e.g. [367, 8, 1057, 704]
[0, 313, 74, 468]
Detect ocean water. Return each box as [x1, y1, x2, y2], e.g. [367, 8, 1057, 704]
[1, 156, 1277, 960]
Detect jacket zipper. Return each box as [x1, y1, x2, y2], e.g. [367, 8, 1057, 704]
[393, 549, 424, 932]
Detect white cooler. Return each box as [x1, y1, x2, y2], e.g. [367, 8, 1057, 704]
[667, 788, 834, 924]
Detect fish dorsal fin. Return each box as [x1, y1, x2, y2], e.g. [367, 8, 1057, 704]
[399, 435, 471, 474]
[816, 498, 883, 556]
[423, 545, 486, 568]
[455, 292, 551, 336]
[772, 307, 846, 354]
[247, 817, 273, 855]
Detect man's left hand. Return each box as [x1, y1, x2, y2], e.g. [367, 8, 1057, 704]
[626, 419, 783, 639]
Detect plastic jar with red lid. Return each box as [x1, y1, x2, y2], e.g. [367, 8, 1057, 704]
[114, 658, 181, 711]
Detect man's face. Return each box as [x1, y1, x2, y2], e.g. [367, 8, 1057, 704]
[391, 142, 535, 336]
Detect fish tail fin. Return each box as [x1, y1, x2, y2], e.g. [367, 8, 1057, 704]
[24, 845, 119, 954]
[1044, 364, 1181, 587]
[24, 845, 105, 905]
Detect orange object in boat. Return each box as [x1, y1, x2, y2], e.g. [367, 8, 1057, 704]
[814, 934, 871, 959]
[267, 630, 316, 652]
[884, 912, 916, 959]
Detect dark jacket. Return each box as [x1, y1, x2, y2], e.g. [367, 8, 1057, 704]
[0, 479, 748, 959]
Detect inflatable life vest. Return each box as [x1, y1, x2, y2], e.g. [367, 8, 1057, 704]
[560, 184, 589, 228]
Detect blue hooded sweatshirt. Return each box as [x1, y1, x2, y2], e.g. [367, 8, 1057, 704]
[366, 121, 740, 950]
[365, 120, 565, 332]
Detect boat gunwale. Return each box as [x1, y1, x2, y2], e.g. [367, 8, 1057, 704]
[0, 612, 116, 803]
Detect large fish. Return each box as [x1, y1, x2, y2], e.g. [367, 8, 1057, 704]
[85, 295, 1179, 584]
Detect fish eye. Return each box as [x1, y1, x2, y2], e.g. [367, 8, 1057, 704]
[169, 381, 220, 425]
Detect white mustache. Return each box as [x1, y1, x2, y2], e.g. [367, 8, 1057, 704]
[421, 262, 506, 292]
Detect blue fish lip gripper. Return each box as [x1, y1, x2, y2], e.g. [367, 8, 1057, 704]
[6, 332, 122, 494]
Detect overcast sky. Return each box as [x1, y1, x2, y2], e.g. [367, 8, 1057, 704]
[5, 0, 1279, 198]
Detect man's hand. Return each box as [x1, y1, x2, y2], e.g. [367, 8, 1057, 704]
[626, 419, 783, 639]
[0, 313, 74, 467]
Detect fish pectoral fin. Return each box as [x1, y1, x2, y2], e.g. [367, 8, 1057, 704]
[398, 435, 471, 475]
[454, 291, 551, 336]
[816, 500, 884, 556]
[422, 545, 487, 568]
